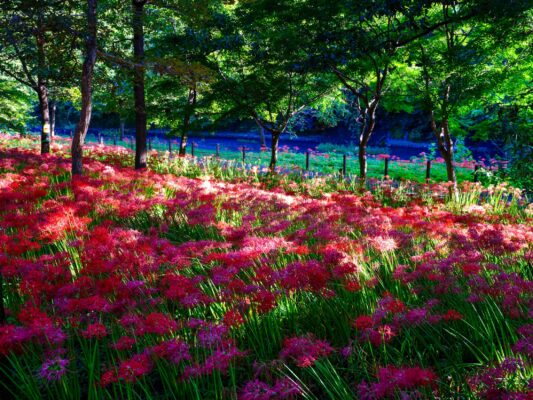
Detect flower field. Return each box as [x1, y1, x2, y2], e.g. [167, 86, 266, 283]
[0, 135, 531, 399]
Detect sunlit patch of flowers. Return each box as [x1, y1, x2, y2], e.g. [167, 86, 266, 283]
[0, 135, 531, 399]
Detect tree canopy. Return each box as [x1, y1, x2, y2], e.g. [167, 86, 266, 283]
[0, 0, 530, 181]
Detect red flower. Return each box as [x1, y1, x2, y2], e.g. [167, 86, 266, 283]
[223, 310, 244, 327]
[280, 335, 333, 368]
[354, 315, 373, 331]
[100, 370, 118, 387]
[82, 322, 108, 340]
[358, 365, 438, 399]
[111, 336, 136, 351]
[117, 354, 152, 383]
[143, 312, 177, 336]
[442, 309, 463, 321]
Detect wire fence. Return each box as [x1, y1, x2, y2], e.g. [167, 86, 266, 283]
[59, 130, 508, 184]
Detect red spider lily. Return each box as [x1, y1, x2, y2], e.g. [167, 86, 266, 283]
[280, 335, 333, 368]
[82, 322, 108, 339]
[358, 365, 438, 399]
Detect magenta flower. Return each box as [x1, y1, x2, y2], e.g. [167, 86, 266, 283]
[82, 322, 108, 339]
[280, 335, 333, 367]
[358, 365, 437, 399]
[240, 380, 276, 400]
[39, 357, 69, 381]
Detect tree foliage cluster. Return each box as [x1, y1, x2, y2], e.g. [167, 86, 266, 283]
[0, 0, 531, 186]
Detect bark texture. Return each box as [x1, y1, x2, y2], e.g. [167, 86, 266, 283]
[269, 130, 281, 172]
[133, 0, 148, 169]
[71, 0, 97, 176]
[35, 28, 51, 154]
[332, 66, 387, 184]
[37, 83, 50, 154]
[49, 100, 56, 138]
[120, 119, 125, 140]
[179, 86, 196, 156]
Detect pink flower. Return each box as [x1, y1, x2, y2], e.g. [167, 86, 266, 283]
[280, 335, 333, 367]
[143, 312, 177, 335]
[240, 380, 276, 400]
[151, 339, 191, 365]
[108, 337, 135, 352]
[117, 353, 153, 383]
[354, 315, 374, 331]
[39, 357, 69, 381]
[82, 322, 108, 339]
[442, 309, 463, 321]
[358, 365, 437, 399]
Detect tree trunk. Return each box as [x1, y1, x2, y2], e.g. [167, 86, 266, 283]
[36, 83, 50, 154]
[119, 119, 125, 140]
[71, 0, 97, 176]
[358, 139, 368, 182]
[269, 130, 280, 172]
[179, 87, 196, 156]
[357, 102, 378, 184]
[441, 119, 457, 192]
[35, 26, 50, 154]
[255, 119, 267, 148]
[49, 100, 56, 138]
[430, 111, 458, 195]
[442, 148, 456, 183]
[179, 132, 188, 156]
[132, 0, 147, 170]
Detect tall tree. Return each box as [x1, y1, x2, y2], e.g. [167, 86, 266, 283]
[212, 0, 331, 171]
[132, 0, 148, 169]
[406, 0, 532, 192]
[0, 0, 79, 153]
[71, 0, 97, 175]
[0, 1, 50, 153]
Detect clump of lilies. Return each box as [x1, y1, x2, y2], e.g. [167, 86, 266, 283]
[0, 134, 531, 399]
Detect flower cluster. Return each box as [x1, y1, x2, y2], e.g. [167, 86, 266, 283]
[0, 135, 530, 399]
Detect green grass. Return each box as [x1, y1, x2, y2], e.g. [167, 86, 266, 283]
[82, 133, 475, 184]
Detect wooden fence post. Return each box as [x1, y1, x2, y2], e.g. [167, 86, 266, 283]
[384, 158, 389, 179]
[305, 151, 310, 171]
[216, 143, 220, 158]
[474, 164, 480, 182]
[342, 154, 347, 176]
[426, 160, 431, 183]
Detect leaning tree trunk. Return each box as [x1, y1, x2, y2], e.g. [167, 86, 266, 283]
[35, 27, 50, 154]
[71, 0, 97, 176]
[255, 118, 267, 148]
[36, 82, 51, 154]
[178, 131, 188, 156]
[269, 130, 281, 172]
[49, 100, 56, 138]
[358, 137, 368, 182]
[430, 111, 458, 196]
[440, 119, 457, 189]
[132, 0, 147, 169]
[179, 87, 196, 156]
[357, 101, 378, 184]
